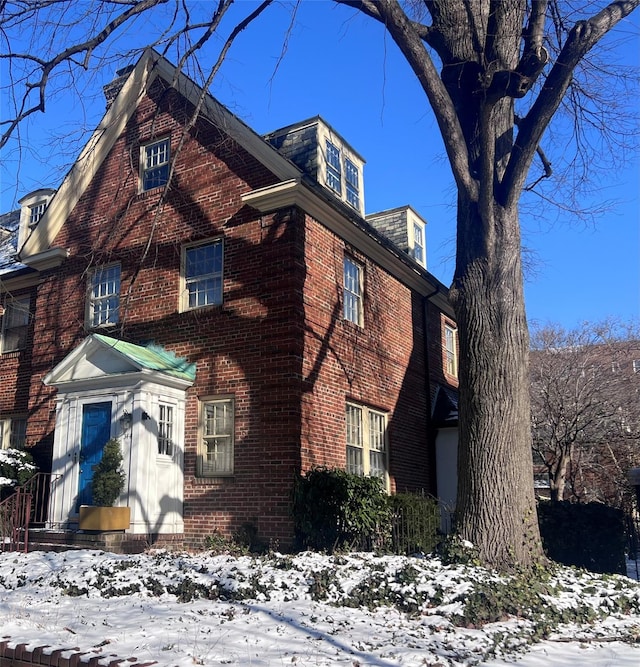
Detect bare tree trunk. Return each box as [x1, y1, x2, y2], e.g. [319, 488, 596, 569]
[451, 196, 543, 568]
[551, 454, 569, 502]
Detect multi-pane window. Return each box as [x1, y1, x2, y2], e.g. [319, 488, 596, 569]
[29, 202, 47, 226]
[157, 404, 174, 457]
[343, 256, 362, 326]
[198, 398, 234, 476]
[325, 140, 361, 211]
[142, 138, 170, 191]
[346, 404, 363, 475]
[183, 240, 223, 310]
[88, 264, 120, 327]
[346, 403, 388, 484]
[444, 324, 458, 377]
[345, 158, 359, 209]
[413, 222, 425, 265]
[1, 297, 30, 353]
[0, 417, 27, 450]
[633, 360, 640, 374]
[326, 141, 342, 194]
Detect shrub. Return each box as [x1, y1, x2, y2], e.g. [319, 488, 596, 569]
[292, 467, 390, 551]
[0, 448, 37, 493]
[92, 439, 126, 506]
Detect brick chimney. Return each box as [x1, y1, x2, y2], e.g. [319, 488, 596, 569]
[103, 64, 135, 110]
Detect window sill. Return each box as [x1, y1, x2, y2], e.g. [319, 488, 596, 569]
[193, 475, 235, 486]
[0, 349, 25, 357]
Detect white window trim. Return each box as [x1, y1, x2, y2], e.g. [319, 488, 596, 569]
[318, 128, 365, 214]
[29, 201, 47, 227]
[0, 419, 8, 450]
[197, 395, 235, 477]
[0, 416, 27, 450]
[1, 296, 31, 353]
[157, 402, 175, 458]
[140, 137, 170, 193]
[408, 220, 426, 267]
[17, 189, 55, 250]
[180, 238, 224, 312]
[86, 263, 121, 328]
[444, 323, 458, 378]
[343, 256, 363, 327]
[346, 402, 389, 490]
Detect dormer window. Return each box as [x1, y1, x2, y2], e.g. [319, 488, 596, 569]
[141, 138, 170, 191]
[412, 222, 425, 265]
[17, 188, 56, 251]
[367, 206, 428, 269]
[29, 202, 47, 227]
[264, 117, 365, 215]
[324, 139, 362, 212]
[345, 159, 360, 209]
[326, 141, 342, 194]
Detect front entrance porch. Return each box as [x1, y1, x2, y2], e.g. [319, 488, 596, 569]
[41, 334, 195, 539]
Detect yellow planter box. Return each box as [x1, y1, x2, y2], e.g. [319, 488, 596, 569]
[79, 505, 131, 531]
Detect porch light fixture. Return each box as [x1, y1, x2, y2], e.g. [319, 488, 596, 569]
[119, 410, 132, 431]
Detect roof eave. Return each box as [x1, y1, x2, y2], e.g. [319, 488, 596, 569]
[242, 179, 453, 310]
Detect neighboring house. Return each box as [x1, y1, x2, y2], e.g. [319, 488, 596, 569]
[0, 49, 459, 549]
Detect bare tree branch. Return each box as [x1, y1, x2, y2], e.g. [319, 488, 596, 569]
[504, 0, 640, 207]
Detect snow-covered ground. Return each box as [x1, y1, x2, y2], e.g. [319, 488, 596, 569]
[1, 548, 640, 666]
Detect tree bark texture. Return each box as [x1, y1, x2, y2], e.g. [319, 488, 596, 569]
[451, 195, 542, 568]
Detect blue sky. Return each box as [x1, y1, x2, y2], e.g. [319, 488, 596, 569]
[1, 1, 638, 330]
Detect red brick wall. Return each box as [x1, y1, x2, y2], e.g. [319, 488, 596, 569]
[299, 216, 434, 493]
[3, 78, 453, 548]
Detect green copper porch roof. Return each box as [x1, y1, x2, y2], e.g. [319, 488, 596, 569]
[93, 334, 196, 382]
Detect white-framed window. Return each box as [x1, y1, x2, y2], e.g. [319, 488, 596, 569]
[88, 264, 120, 327]
[326, 140, 342, 194]
[343, 256, 362, 326]
[29, 202, 47, 227]
[0, 417, 27, 450]
[181, 239, 224, 311]
[157, 403, 174, 457]
[345, 158, 359, 209]
[324, 139, 361, 212]
[346, 402, 388, 485]
[198, 397, 234, 477]
[444, 324, 458, 377]
[633, 360, 640, 374]
[412, 222, 425, 265]
[1, 296, 30, 353]
[141, 138, 170, 191]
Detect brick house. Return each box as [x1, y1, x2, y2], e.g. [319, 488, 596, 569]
[0, 49, 459, 549]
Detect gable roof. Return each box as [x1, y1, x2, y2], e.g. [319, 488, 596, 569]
[16, 49, 453, 316]
[43, 333, 196, 390]
[19, 48, 300, 262]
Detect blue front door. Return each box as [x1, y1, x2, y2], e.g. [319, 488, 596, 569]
[77, 402, 112, 509]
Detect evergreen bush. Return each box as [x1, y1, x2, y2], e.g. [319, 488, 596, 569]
[292, 467, 390, 551]
[0, 448, 37, 499]
[92, 438, 126, 506]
